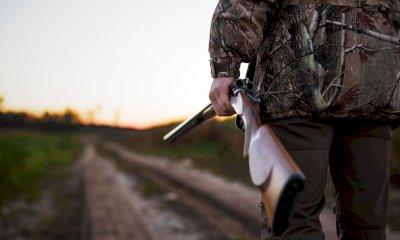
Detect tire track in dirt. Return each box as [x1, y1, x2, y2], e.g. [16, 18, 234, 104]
[102, 141, 341, 240]
[103, 141, 261, 239]
[81, 143, 155, 240]
[81, 138, 340, 240]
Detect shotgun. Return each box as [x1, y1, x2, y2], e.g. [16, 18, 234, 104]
[163, 78, 305, 236]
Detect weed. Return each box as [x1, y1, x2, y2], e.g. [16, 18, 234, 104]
[0, 130, 81, 208]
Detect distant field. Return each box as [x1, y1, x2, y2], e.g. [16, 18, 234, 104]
[0, 130, 81, 207]
[100, 119, 400, 232]
[100, 119, 400, 187]
[100, 119, 253, 184]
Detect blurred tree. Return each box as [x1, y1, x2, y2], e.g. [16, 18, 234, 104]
[0, 96, 4, 113]
[0, 111, 32, 127]
[62, 108, 81, 125]
[37, 109, 81, 130]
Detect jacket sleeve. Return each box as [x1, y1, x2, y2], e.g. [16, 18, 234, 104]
[209, 0, 270, 78]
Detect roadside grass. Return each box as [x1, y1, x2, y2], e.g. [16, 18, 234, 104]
[0, 130, 81, 208]
[100, 119, 253, 184]
[100, 119, 400, 233]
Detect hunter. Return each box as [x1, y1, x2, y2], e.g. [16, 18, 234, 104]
[208, 0, 400, 239]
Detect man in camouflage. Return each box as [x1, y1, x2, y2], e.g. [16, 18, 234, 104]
[208, 0, 400, 239]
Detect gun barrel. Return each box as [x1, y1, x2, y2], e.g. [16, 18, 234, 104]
[163, 103, 216, 143]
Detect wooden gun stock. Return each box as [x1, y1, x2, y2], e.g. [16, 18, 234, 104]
[163, 79, 305, 236]
[231, 89, 305, 235]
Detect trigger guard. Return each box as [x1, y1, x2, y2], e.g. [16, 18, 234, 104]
[235, 115, 245, 132]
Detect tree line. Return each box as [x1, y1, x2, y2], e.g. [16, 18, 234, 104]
[0, 108, 82, 131]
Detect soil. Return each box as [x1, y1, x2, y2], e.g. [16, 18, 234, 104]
[0, 156, 84, 240]
[2, 137, 400, 240]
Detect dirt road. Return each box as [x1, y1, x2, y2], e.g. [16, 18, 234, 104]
[81, 144, 154, 240]
[80, 140, 340, 240]
[1, 137, 398, 240]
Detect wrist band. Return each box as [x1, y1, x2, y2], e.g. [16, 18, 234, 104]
[210, 58, 240, 78]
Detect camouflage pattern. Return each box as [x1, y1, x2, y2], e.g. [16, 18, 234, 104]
[209, 0, 400, 123]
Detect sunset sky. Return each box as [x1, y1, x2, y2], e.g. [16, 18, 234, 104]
[0, 0, 247, 129]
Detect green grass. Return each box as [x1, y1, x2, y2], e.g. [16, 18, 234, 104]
[100, 119, 253, 184]
[0, 130, 81, 208]
[100, 119, 400, 188]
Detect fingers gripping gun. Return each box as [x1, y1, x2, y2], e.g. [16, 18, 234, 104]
[163, 78, 305, 236]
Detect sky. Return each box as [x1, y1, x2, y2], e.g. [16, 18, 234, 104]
[0, 0, 247, 129]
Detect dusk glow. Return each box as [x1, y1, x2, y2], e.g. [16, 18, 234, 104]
[0, 0, 227, 129]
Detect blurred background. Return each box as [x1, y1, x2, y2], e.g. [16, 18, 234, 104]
[0, 0, 399, 239]
[0, 0, 224, 129]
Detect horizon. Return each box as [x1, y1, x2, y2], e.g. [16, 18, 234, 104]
[0, 0, 233, 129]
[0, 102, 235, 130]
[0, 104, 186, 130]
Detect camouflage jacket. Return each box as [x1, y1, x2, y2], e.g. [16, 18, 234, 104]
[209, 0, 400, 123]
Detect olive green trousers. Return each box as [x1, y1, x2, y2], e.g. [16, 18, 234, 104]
[260, 118, 392, 240]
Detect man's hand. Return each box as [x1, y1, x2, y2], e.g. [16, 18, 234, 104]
[209, 77, 236, 116]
